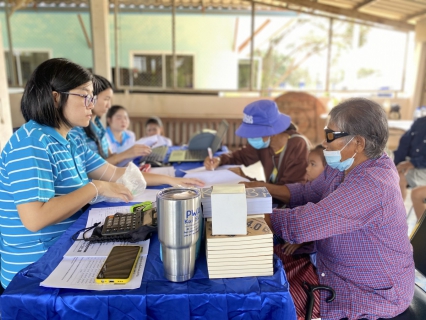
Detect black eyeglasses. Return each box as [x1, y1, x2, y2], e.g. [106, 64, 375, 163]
[59, 92, 97, 108]
[324, 127, 350, 143]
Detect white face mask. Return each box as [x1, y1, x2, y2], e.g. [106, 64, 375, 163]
[323, 137, 356, 171]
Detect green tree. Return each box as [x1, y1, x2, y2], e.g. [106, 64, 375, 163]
[256, 16, 370, 96]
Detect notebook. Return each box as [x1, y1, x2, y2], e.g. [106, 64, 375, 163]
[168, 120, 229, 162]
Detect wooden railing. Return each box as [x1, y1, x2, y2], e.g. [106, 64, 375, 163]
[129, 117, 247, 151]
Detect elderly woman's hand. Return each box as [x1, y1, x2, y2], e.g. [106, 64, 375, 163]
[396, 161, 414, 175]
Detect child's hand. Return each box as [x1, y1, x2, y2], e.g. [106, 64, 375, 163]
[127, 144, 152, 158]
[281, 242, 304, 255]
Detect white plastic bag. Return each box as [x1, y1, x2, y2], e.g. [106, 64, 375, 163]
[92, 162, 147, 203]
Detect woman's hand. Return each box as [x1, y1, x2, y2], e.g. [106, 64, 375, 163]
[169, 177, 205, 187]
[281, 242, 304, 256]
[93, 180, 134, 202]
[204, 156, 220, 171]
[126, 144, 152, 158]
[240, 181, 267, 188]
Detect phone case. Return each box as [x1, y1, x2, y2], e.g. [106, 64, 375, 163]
[95, 245, 142, 284]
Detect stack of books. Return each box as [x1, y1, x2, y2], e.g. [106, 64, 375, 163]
[200, 187, 272, 218]
[205, 217, 273, 279]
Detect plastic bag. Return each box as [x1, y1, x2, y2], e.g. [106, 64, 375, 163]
[92, 162, 147, 203]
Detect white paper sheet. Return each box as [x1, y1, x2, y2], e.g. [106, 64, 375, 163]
[65, 238, 150, 258]
[184, 170, 249, 188]
[40, 254, 147, 290]
[182, 164, 241, 174]
[42, 205, 151, 290]
[241, 161, 266, 182]
[132, 189, 159, 203]
[135, 135, 160, 147]
[149, 166, 175, 177]
[151, 135, 171, 148]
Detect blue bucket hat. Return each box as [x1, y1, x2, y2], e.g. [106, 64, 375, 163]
[235, 100, 291, 138]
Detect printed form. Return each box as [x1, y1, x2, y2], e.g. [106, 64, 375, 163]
[41, 206, 150, 290]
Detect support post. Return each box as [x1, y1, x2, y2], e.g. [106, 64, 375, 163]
[249, 1, 255, 91]
[90, 0, 111, 80]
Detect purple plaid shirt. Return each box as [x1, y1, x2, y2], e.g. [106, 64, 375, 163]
[271, 153, 414, 320]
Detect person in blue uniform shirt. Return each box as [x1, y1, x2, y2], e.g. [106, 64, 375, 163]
[0, 58, 203, 289]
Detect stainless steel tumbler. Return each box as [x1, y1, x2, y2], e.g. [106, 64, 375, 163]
[157, 187, 201, 282]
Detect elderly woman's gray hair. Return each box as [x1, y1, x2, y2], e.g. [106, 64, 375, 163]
[329, 98, 388, 159]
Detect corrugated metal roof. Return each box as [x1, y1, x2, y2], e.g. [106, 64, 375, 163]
[3, 0, 425, 31]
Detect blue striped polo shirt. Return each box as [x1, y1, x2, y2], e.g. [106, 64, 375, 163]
[71, 117, 110, 159]
[0, 120, 106, 288]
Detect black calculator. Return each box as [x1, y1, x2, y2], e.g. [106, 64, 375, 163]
[101, 212, 143, 237]
[100, 209, 157, 238]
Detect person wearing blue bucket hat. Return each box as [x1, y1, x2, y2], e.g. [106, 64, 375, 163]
[204, 100, 310, 199]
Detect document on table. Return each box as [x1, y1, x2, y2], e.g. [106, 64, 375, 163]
[40, 254, 147, 290]
[41, 206, 150, 290]
[184, 169, 249, 187]
[65, 237, 150, 258]
[132, 189, 159, 203]
[182, 164, 241, 174]
[241, 161, 266, 182]
[182, 162, 265, 182]
[149, 166, 175, 177]
[68, 206, 150, 256]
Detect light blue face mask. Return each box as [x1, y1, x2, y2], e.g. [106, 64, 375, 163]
[248, 137, 270, 149]
[323, 137, 356, 172]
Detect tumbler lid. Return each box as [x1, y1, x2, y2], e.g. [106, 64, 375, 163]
[157, 187, 200, 200]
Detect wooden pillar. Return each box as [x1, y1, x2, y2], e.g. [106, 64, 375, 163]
[411, 19, 426, 118]
[0, 23, 13, 151]
[90, 0, 111, 80]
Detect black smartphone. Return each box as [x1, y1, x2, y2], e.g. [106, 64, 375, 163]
[95, 245, 142, 284]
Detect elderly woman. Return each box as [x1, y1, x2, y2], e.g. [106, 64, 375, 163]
[262, 98, 414, 319]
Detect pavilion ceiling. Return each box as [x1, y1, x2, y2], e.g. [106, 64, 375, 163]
[2, 0, 425, 31]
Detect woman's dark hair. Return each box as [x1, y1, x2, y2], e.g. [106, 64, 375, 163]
[84, 74, 114, 159]
[310, 144, 326, 166]
[329, 98, 388, 159]
[20, 58, 92, 128]
[106, 105, 127, 126]
[286, 122, 298, 131]
[93, 74, 114, 95]
[145, 116, 163, 128]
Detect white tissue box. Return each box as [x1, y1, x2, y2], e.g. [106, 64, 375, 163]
[211, 184, 247, 235]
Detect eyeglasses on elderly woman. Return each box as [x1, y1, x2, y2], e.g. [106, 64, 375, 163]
[324, 127, 350, 143]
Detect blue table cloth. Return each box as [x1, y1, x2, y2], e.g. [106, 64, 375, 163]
[1, 150, 297, 320]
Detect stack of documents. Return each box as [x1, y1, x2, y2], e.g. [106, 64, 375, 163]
[205, 217, 273, 279]
[200, 186, 272, 218]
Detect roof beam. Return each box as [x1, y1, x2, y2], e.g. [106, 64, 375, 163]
[276, 0, 414, 31]
[353, 0, 376, 10]
[406, 9, 426, 22]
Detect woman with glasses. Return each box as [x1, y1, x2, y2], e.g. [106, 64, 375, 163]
[71, 75, 153, 166]
[0, 58, 203, 289]
[258, 98, 414, 319]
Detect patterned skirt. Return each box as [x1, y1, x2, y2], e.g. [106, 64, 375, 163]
[274, 245, 321, 320]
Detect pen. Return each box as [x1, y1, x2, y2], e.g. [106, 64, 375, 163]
[207, 147, 214, 170]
